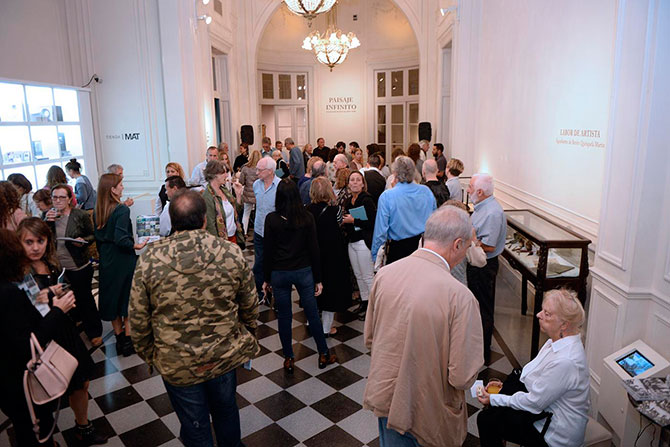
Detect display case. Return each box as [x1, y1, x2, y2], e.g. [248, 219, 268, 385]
[0, 78, 96, 188]
[501, 209, 591, 357]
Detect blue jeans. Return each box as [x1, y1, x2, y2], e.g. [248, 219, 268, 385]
[163, 370, 242, 447]
[252, 232, 264, 299]
[271, 267, 329, 358]
[378, 417, 421, 447]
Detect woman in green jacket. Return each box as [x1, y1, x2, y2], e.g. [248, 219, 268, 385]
[46, 183, 102, 346]
[94, 173, 146, 356]
[202, 160, 245, 249]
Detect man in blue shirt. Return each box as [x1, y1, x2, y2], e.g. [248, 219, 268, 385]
[372, 156, 437, 265]
[252, 157, 281, 300]
[286, 137, 305, 180]
[466, 173, 507, 364]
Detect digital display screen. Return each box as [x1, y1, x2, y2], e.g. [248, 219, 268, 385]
[616, 350, 655, 377]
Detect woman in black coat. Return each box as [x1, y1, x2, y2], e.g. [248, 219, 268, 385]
[262, 179, 337, 374]
[306, 177, 352, 336]
[0, 228, 105, 446]
[342, 171, 377, 320]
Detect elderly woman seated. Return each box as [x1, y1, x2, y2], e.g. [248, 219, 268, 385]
[477, 288, 590, 447]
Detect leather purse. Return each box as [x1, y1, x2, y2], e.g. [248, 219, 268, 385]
[23, 332, 78, 443]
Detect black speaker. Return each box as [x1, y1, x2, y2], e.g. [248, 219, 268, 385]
[418, 122, 432, 141]
[240, 125, 254, 145]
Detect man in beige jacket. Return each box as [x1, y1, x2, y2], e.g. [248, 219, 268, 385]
[364, 205, 484, 447]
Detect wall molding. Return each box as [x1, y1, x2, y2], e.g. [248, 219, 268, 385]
[494, 180, 600, 244]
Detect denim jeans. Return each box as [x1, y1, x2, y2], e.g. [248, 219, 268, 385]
[163, 370, 242, 447]
[271, 267, 329, 358]
[252, 232, 264, 300]
[378, 417, 421, 447]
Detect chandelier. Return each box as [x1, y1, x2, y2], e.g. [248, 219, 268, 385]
[302, 26, 360, 71]
[284, 0, 336, 26]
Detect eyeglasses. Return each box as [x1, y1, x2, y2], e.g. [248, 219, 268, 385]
[51, 195, 69, 200]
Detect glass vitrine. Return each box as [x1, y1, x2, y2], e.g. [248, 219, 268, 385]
[502, 209, 591, 357]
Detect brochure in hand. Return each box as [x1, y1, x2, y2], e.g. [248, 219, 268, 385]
[136, 215, 161, 244]
[349, 206, 367, 232]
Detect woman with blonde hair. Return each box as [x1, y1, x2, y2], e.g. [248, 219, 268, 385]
[94, 173, 147, 356]
[477, 288, 589, 447]
[239, 150, 261, 236]
[154, 162, 185, 215]
[306, 177, 351, 335]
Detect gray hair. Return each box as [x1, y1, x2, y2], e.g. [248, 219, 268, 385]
[424, 206, 472, 248]
[419, 140, 430, 148]
[284, 137, 294, 146]
[545, 289, 586, 329]
[392, 156, 417, 183]
[423, 159, 438, 175]
[106, 164, 123, 175]
[312, 160, 326, 178]
[257, 157, 276, 170]
[334, 154, 348, 165]
[472, 173, 494, 196]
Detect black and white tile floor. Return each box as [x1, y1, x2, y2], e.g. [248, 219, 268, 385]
[0, 244, 522, 447]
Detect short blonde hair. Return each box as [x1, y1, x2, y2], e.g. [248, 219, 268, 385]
[309, 177, 336, 204]
[447, 158, 464, 176]
[545, 288, 585, 329]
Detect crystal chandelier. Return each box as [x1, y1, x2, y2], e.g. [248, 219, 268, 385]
[284, 0, 336, 26]
[302, 26, 360, 71]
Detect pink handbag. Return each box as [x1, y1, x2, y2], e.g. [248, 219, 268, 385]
[23, 332, 78, 443]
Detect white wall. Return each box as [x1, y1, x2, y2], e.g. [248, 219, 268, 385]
[256, 0, 419, 151]
[0, 0, 73, 85]
[454, 0, 615, 242]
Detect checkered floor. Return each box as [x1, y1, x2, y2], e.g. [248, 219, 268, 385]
[0, 244, 517, 447]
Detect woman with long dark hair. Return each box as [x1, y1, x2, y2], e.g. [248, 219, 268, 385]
[15, 219, 106, 445]
[262, 179, 337, 373]
[45, 184, 102, 346]
[94, 173, 146, 356]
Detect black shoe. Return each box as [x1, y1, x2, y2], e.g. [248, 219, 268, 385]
[120, 334, 135, 357]
[75, 420, 108, 446]
[353, 301, 368, 315]
[115, 333, 124, 355]
[318, 352, 337, 369]
[284, 357, 295, 374]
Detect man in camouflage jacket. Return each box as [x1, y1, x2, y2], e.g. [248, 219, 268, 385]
[130, 190, 259, 447]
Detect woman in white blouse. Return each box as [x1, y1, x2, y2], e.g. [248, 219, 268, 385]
[477, 288, 590, 447]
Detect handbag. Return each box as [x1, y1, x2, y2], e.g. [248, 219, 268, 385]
[23, 332, 78, 443]
[500, 369, 553, 437]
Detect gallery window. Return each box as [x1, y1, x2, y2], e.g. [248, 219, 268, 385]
[0, 80, 93, 189]
[374, 67, 419, 159]
[212, 51, 232, 148]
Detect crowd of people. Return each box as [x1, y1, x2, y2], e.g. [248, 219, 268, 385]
[0, 139, 590, 447]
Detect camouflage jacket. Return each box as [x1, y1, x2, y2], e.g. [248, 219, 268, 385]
[129, 229, 259, 386]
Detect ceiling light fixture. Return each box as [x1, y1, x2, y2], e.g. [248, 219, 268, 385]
[198, 14, 212, 24]
[302, 5, 360, 72]
[202, 0, 210, 5]
[284, 0, 337, 27]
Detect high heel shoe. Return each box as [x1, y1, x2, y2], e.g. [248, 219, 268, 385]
[284, 357, 295, 374]
[318, 352, 337, 369]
